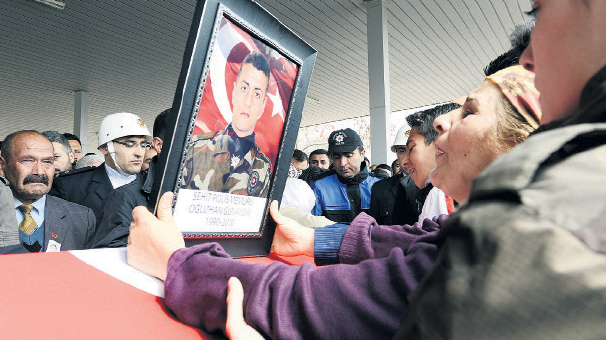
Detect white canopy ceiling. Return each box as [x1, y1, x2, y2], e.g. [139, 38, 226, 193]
[0, 0, 532, 152]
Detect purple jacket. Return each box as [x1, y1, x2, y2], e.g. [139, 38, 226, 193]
[164, 213, 447, 339]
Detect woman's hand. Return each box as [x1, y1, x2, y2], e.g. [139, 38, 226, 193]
[127, 191, 185, 281]
[270, 201, 314, 257]
[225, 277, 265, 340]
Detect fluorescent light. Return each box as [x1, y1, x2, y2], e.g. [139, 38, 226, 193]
[33, 0, 65, 10]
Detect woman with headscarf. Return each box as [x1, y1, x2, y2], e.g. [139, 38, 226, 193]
[398, 1, 606, 338]
[127, 64, 541, 340]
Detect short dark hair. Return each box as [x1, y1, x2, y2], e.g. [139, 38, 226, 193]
[483, 50, 519, 77]
[2, 130, 43, 161]
[62, 132, 81, 146]
[391, 159, 399, 170]
[310, 149, 327, 158]
[292, 149, 308, 163]
[238, 51, 271, 93]
[375, 163, 391, 172]
[153, 108, 172, 141]
[484, 20, 534, 76]
[309, 148, 332, 165]
[42, 130, 72, 155]
[406, 103, 462, 145]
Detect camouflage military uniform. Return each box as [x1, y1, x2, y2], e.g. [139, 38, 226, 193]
[180, 127, 272, 197]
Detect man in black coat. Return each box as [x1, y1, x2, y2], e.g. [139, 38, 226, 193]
[92, 109, 170, 248]
[49, 112, 151, 219]
[368, 123, 421, 226]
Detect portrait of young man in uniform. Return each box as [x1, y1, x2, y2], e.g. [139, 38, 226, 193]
[180, 51, 272, 198]
[171, 15, 299, 235]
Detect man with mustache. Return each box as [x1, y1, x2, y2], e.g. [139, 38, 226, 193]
[0, 131, 95, 252]
[180, 51, 272, 197]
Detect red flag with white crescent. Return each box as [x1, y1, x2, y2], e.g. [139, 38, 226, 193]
[194, 17, 298, 166]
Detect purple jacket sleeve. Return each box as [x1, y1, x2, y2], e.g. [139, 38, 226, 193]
[164, 226, 444, 339]
[339, 213, 446, 264]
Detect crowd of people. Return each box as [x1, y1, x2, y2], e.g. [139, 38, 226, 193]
[0, 110, 170, 251]
[3, 1, 606, 338]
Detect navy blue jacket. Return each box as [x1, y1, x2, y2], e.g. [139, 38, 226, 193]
[368, 173, 420, 226]
[48, 164, 113, 220]
[92, 159, 156, 248]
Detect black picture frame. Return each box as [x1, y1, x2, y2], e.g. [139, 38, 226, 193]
[148, 0, 316, 256]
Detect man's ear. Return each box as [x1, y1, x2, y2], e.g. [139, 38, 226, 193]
[69, 152, 75, 164]
[98, 144, 109, 156]
[152, 137, 163, 154]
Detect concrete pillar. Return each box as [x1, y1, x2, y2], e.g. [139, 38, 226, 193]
[73, 90, 88, 153]
[365, 0, 391, 165]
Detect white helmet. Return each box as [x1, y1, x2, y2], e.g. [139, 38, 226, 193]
[98, 112, 151, 148]
[391, 121, 411, 153]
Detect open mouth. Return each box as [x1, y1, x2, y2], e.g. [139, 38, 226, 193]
[435, 144, 445, 155]
[435, 144, 446, 161]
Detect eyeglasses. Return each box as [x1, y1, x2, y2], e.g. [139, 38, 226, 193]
[114, 140, 152, 150]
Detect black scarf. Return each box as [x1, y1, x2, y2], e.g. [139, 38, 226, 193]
[335, 162, 369, 185]
[226, 124, 255, 170]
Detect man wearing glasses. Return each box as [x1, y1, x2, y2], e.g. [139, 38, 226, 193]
[49, 112, 151, 220]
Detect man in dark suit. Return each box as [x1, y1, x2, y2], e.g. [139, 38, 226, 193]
[0, 175, 19, 247]
[0, 130, 95, 252]
[93, 108, 170, 248]
[49, 112, 151, 219]
[368, 123, 421, 226]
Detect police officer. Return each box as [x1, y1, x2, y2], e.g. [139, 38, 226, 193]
[49, 112, 151, 219]
[180, 51, 272, 197]
[310, 128, 381, 223]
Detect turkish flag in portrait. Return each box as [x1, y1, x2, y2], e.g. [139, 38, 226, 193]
[193, 16, 298, 167]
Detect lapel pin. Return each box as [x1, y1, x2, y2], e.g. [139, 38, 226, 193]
[51, 232, 57, 238]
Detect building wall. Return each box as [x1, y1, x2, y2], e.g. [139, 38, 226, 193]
[295, 103, 443, 165]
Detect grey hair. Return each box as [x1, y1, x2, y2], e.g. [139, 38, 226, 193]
[75, 154, 105, 169]
[41, 130, 72, 155]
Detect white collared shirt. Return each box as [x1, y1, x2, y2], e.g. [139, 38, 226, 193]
[104, 163, 137, 189]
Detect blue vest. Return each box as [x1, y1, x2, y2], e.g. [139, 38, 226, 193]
[311, 172, 381, 223]
[19, 223, 45, 252]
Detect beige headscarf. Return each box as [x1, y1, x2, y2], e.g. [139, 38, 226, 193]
[487, 65, 542, 129]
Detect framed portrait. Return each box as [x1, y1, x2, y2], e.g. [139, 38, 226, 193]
[148, 0, 317, 256]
